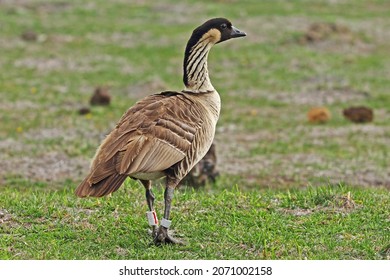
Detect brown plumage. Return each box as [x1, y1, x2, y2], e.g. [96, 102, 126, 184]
[75, 18, 246, 245]
[76, 91, 207, 197]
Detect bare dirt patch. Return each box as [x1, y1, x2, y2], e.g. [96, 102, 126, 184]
[13, 57, 89, 73]
[0, 151, 89, 183]
[243, 73, 371, 106]
[0, 100, 41, 111]
[151, 3, 204, 25]
[0, 209, 13, 224]
[300, 22, 354, 43]
[279, 208, 313, 216]
[239, 16, 378, 54]
[297, 22, 374, 53]
[278, 191, 359, 217]
[215, 123, 390, 189]
[0, 0, 72, 12]
[265, 87, 370, 106]
[240, 16, 311, 45]
[0, 125, 101, 184]
[303, 123, 390, 148]
[124, 77, 167, 100]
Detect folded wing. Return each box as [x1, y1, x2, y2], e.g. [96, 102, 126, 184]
[75, 92, 202, 197]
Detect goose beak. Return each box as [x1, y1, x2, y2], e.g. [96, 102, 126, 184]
[231, 26, 246, 38]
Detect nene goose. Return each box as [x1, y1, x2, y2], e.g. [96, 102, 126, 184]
[75, 18, 246, 244]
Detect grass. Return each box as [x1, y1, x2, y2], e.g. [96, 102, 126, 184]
[0, 0, 389, 259]
[1, 182, 389, 259]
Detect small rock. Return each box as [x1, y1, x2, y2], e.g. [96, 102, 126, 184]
[21, 30, 38, 42]
[78, 106, 91, 115]
[90, 87, 111, 106]
[307, 107, 331, 124]
[343, 106, 373, 123]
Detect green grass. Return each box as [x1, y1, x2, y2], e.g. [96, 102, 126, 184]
[0, 0, 389, 259]
[1, 182, 389, 259]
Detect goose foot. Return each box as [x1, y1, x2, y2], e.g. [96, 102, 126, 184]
[153, 226, 185, 245]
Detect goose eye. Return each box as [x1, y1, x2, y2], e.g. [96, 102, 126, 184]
[221, 23, 227, 29]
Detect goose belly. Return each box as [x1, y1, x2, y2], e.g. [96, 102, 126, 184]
[131, 171, 165, 180]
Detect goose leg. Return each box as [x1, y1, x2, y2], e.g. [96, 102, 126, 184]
[141, 180, 158, 237]
[154, 179, 184, 245]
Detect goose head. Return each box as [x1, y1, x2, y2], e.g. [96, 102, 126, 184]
[189, 18, 246, 45]
[183, 18, 246, 91]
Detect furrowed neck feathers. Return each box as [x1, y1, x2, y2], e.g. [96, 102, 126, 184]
[183, 28, 220, 93]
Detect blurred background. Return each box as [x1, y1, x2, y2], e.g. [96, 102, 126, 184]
[1, 0, 389, 190]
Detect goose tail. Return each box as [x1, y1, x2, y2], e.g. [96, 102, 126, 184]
[75, 173, 127, 198]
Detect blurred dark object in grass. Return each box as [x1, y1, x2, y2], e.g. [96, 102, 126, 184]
[182, 143, 219, 188]
[21, 30, 38, 42]
[78, 106, 91, 115]
[307, 107, 331, 124]
[300, 22, 353, 44]
[343, 106, 374, 123]
[90, 86, 111, 106]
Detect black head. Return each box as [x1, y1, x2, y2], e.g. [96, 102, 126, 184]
[189, 18, 246, 45]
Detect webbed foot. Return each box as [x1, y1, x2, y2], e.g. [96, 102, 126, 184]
[153, 226, 185, 245]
